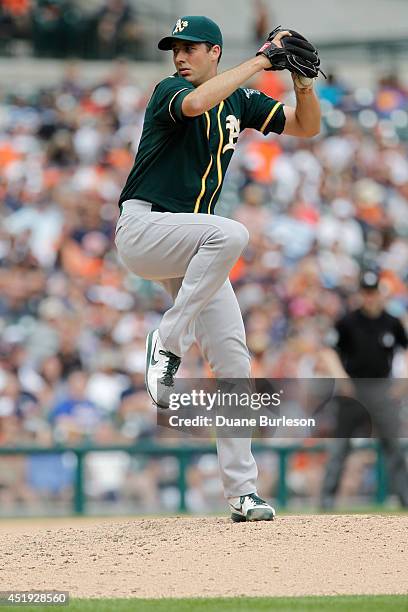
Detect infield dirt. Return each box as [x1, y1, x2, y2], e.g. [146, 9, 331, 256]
[0, 515, 407, 598]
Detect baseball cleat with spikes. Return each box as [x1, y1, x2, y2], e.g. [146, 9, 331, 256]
[145, 329, 181, 409]
[229, 493, 276, 522]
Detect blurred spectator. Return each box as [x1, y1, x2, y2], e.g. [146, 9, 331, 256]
[186, 455, 224, 512]
[375, 74, 407, 117]
[0, 0, 31, 54]
[87, 349, 128, 413]
[0, 371, 38, 429]
[317, 72, 349, 107]
[49, 370, 102, 442]
[91, 0, 143, 60]
[26, 428, 75, 501]
[0, 454, 35, 508]
[252, 0, 270, 45]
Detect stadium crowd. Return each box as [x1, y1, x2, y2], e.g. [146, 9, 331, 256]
[0, 0, 144, 59]
[0, 61, 407, 512]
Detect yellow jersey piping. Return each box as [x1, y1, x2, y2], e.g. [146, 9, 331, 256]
[260, 101, 281, 134]
[207, 100, 225, 214]
[194, 111, 212, 213]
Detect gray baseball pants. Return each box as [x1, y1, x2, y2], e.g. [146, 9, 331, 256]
[115, 199, 258, 498]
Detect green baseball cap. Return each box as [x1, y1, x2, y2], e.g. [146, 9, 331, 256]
[158, 16, 223, 50]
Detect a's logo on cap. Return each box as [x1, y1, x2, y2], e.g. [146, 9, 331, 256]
[173, 18, 189, 34]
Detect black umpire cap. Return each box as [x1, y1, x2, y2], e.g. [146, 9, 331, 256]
[360, 270, 380, 290]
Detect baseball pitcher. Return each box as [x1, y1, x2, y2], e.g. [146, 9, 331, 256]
[115, 16, 322, 521]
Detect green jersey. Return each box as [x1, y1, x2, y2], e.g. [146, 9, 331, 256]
[119, 75, 285, 214]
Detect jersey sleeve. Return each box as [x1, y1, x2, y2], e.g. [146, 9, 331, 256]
[151, 76, 195, 125]
[238, 88, 286, 135]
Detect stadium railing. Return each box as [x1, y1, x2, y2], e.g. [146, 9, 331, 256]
[0, 441, 402, 515]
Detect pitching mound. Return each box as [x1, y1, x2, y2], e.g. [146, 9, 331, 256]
[1, 515, 407, 598]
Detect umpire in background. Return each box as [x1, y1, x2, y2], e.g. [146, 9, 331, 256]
[320, 270, 408, 508]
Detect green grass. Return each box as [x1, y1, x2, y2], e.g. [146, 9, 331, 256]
[1, 596, 407, 612]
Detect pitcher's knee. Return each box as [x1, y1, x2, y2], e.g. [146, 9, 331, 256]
[226, 222, 249, 255]
[205, 221, 249, 258]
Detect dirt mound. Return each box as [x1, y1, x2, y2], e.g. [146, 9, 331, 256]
[1, 515, 407, 598]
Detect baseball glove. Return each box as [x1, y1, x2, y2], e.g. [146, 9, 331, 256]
[257, 26, 326, 79]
